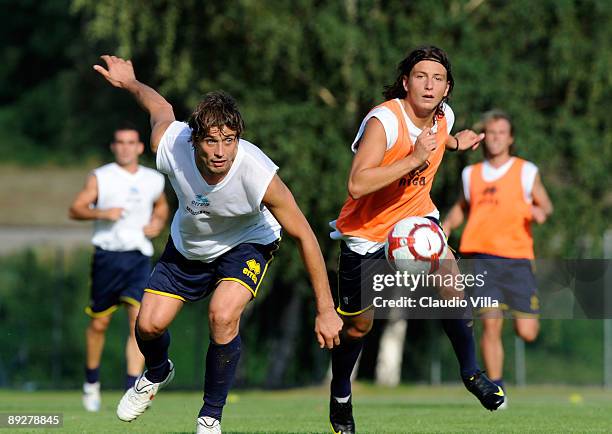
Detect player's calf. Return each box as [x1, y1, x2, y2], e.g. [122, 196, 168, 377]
[198, 335, 242, 428]
[514, 318, 539, 342]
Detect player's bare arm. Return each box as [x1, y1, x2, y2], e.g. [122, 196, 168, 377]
[68, 174, 123, 221]
[93, 55, 175, 153]
[262, 174, 342, 349]
[446, 129, 485, 151]
[143, 192, 169, 238]
[347, 118, 435, 199]
[442, 188, 469, 235]
[531, 173, 553, 224]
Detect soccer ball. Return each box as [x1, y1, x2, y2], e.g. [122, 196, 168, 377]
[384, 216, 448, 274]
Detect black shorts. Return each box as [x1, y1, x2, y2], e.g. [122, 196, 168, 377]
[146, 236, 280, 302]
[86, 247, 150, 317]
[336, 216, 443, 316]
[336, 241, 391, 316]
[467, 253, 539, 318]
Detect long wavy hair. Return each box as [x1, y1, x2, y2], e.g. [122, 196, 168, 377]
[383, 46, 454, 119]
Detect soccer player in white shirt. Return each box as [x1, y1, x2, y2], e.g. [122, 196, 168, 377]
[69, 125, 168, 411]
[93, 55, 343, 433]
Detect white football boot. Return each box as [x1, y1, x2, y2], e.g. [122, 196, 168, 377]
[82, 381, 101, 412]
[196, 416, 222, 433]
[116, 360, 175, 422]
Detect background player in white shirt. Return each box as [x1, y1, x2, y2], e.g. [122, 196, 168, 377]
[93, 55, 342, 433]
[68, 125, 168, 411]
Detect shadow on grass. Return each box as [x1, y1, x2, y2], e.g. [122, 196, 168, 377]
[363, 402, 475, 410]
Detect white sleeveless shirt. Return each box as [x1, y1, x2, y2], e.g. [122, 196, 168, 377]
[91, 163, 165, 256]
[156, 121, 282, 262]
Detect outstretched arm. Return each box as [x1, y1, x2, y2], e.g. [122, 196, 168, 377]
[445, 129, 485, 151]
[262, 175, 343, 349]
[68, 174, 123, 221]
[93, 55, 175, 153]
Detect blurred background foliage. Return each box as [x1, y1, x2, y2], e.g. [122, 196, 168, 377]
[0, 0, 610, 389]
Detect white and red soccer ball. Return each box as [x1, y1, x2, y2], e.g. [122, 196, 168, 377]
[385, 216, 448, 274]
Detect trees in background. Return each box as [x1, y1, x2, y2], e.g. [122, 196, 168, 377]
[3, 0, 609, 252]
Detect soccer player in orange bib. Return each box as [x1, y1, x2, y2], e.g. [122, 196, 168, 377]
[328, 46, 504, 434]
[442, 109, 553, 409]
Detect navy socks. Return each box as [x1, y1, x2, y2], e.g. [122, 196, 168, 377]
[330, 337, 364, 398]
[136, 329, 171, 383]
[85, 367, 100, 384]
[125, 374, 139, 390]
[441, 318, 479, 377]
[199, 335, 242, 421]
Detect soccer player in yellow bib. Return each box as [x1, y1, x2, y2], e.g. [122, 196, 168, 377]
[443, 109, 553, 408]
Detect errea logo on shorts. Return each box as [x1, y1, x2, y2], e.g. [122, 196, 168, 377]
[243, 259, 261, 284]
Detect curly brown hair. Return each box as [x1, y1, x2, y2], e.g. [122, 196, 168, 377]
[188, 91, 245, 145]
[383, 46, 454, 119]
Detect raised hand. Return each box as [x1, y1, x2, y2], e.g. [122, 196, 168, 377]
[93, 55, 137, 89]
[455, 129, 485, 151]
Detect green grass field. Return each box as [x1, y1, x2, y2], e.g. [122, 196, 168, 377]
[1, 384, 611, 433]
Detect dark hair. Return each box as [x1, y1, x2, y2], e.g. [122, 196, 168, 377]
[383, 46, 454, 118]
[188, 91, 245, 145]
[477, 109, 516, 155]
[114, 122, 141, 141]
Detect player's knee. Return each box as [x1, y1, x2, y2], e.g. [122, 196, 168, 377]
[208, 308, 239, 333]
[137, 318, 166, 339]
[516, 324, 539, 342]
[344, 319, 373, 340]
[89, 316, 111, 333]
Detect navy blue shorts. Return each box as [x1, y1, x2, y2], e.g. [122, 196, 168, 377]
[86, 247, 150, 317]
[468, 253, 539, 317]
[146, 237, 281, 302]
